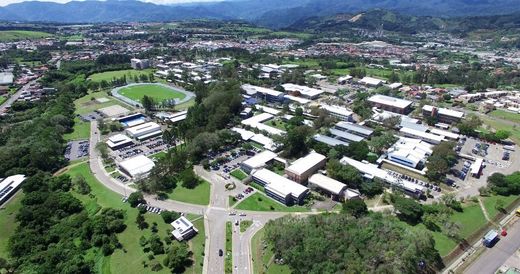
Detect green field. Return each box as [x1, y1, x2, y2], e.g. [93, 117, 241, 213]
[235, 193, 309, 212]
[167, 179, 211, 205]
[489, 109, 520, 124]
[88, 69, 155, 82]
[63, 117, 91, 141]
[62, 163, 205, 273]
[481, 116, 520, 143]
[0, 30, 52, 42]
[230, 169, 247, 181]
[74, 91, 132, 115]
[0, 191, 25, 258]
[251, 228, 291, 274]
[482, 195, 518, 219]
[0, 96, 6, 105]
[239, 220, 253, 233]
[225, 221, 233, 274]
[118, 84, 186, 103]
[449, 202, 487, 238]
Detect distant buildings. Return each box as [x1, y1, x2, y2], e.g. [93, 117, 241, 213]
[422, 105, 464, 124]
[387, 137, 433, 169]
[252, 168, 309, 205]
[0, 72, 14, 86]
[106, 134, 134, 150]
[119, 155, 155, 178]
[285, 152, 326, 184]
[241, 84, 284, 103]
[359, 77, 386, 87]
[125, 122, 162, 141]
[171, 216, 198, 241]
[368, 95, 413, 114]
[131, 58, 150, 70]
[281, 83, 324, 100]
[0, 175, 25, 205]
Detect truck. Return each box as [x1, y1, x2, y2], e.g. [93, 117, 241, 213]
[483, 230, 499, 247]
[504, 145, 515, 151]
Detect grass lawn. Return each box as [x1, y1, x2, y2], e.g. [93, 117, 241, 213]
[118, 84, 186, 103]
[251, 228, 291, 274]
[450, 202, 487, 238]
[264, 119, 287, 130]
[240, 220, 253, 233]
[235, 193, 309, 212]
[62, 163, 205, 273]
[230, 169, 247, 181]
[88, 69, 155, 82]
[489, 109, 520, 124]
[0, 191, 25, 258]
[0, 95, 6, 105]
[174, 98, 195, 110]
[482, 195, 518, 219]
[63, 117, 91, 141]
[381, 162, 429, 182]
[225, 221, 233, 274]
[412, 223, 457, 257]
[74, 91, 133, 115]
[0, 30, 52, 42]
[229, 196, 237, 207]
[481, 117, 520, 144]
[167, 179, 210, 205]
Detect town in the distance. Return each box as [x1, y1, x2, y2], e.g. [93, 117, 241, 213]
[1, 4, 520, 274]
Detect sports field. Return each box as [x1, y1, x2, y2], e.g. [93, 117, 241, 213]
[0, 30, 52, 42]
[118, 83, 186, 103]
[88, 69, 155, 82]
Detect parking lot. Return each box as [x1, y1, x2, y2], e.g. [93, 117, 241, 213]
[110, 136, 171, 161]
[65, 140, 89, 161]
[78, 111, 103, 122]
[207, 147, 260, 179]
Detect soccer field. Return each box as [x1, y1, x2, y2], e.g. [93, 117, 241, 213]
[88, 69, 154, 82]
[118, 83, 186, 103]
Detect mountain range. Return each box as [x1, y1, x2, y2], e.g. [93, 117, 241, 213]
[1, 0, 520, 28]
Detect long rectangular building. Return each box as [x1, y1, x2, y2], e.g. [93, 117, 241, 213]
[126, 122, 162, 140]
[0, 175, 25, 205]
[241, 150, 277, 174]
[368, 95, 413, 114]
[335, 121, 374, 138]
[252, 169, 309, 205]
[308, 174, 353, 201]
[285, 152, 327, 183]
[400, 127, 444, 144]
[422, 105, 464, 124]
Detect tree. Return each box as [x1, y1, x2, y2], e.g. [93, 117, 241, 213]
[72, 175, 90, 195]
[495, 130, 511, 141]
[136, 212, 148, 230]
[163, 241, 191, 272]
[142, 95, 155, 111]
[160, 210, 180, 224]
[487, 172, 520, 195]
[392, 196, 424, 224]
[342, 199, 368, 218]
[280, 125, 313, 158]
[368, 133, 397, 154]
[180, 168, 199, 189]
[495, 199, 506, 214]
[149, 235, 164, 255]
[128, 191, 145, 207]
[360, 179, 384, 197]
[326, 160, 363, 189]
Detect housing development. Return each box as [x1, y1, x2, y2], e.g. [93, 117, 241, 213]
[1, 1, 520, 274]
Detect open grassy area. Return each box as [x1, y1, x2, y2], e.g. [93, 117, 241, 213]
[489, 109, 520, 124]
[481, 116, 520, 143]
[235, 193, 309, 212]
[74, 91, 133, 115]
[229, 196, 237, 207]
[381, 162, 429, 182]
[239, 220, 253, 233]
[167, 179, 211, 205]
[482, 195, 518, 219]
[63, 117, 91, 141]
[450, 202, 487, 238]
[0, 191, 25, 259]
[62, 163, 205, 273]
[0, 95, 6, 105]
[0, 30, 52, 42]
[88, 69, 155, 82]
[118, 84, 186, 104]
[230, 169, 247, 181]
[225, 221, 233, 274]
[251, 228, 292, 274]
[263, 119, 287, 130]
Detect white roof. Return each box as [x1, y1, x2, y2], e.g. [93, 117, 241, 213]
[231, 127, 255, 140]
[422, 105, 464, 119]
[253, 169, 308, 198]
[284, 95, 311, 104]
[429, 128, 460, 140]
[369, 94, 412, 109]
[471, 158, 483, 175]
[308, 174, 346, 195]
[286, 152, 326, 176]
[400, 127, 445, 144]
[242, 150, 277, 170]
[256, 105, 281, 115]
[329, 128, 364, 142]
[119, 155, 155, 177]
[359, 77, 385, 86]
[171, 216, 194, 232]
[0, 72, 14, 85]
[321, 105, 353, 117]
[388, 137, 432, 167]
[106, 134, 133, 148]
[0, 175, 25, 201]
[282, 83, 324, 98]
[313, 134, 350, 147]
[335, 121, 373, 136]
[388, 82, 403, 89]
[241, 84, 282, 97]
[126, 122, 161, 136]
[242, 113, 273, 125]
[250, 134, 278, 151]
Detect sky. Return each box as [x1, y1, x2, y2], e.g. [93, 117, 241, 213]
[0, 0, 221, 7]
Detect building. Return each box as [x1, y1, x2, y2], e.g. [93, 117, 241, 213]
[359, 77, 386, 87]
[252, 169, 309, 205]
[422, 105, 464, 124]
[131, 58, 150, 70]
[282, 83, 324, 99]
[335, 122, 374, 138]
[125, 122, 162, 140]
[429, 128, 460, 141]
[387, 137, 433, 169]
[241, 113, 286, 136]
[171, 216, 198, 241]
[337, 75, 353, 85]
[241, 84, 284, 103]
[0, 175, 25, 205]
[320, 105, 353, 121]
[106, 134, 134, 150]
[368, 95, 413, 114]
[119, 155, 155, 178]
[308, 174, 359, 201]
[285, 152, 326, 183]
[400, 127, 445, 144]
[470, 158, 484, 178]
[313, 134, 350, 147]
[241, 150, 277, 174]
[340, 156, 424, 198]
[0, 72, 14, 86]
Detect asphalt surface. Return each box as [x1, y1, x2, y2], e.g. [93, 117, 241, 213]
[465, 218, 520, 274]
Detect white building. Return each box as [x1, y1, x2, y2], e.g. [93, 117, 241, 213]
[387, 137, 433, 169]
[252, 168, 309, 205]
[119, 155, 155, 178]
[282, 83, 324, 99]
[171, 216, 198, 241]
[241, 150, 278, 174]
[125, 122, 162, 140]
[308, 174, 356, 201]
[359, 77, 386, 87]
[0, 174, 25, 205]
[106, 134, 134, 150]
[400, 127, 444, 144]
[320, 104, 353, 121]
[368, 94, 413, 114]
[131, 58, 150, 70]
[285, 152, 327, 183]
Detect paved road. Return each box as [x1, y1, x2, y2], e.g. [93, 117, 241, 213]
[0, 78, 39, 113]
[465, 218, 520, 274]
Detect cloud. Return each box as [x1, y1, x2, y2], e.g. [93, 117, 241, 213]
[0, 0, 223, 7]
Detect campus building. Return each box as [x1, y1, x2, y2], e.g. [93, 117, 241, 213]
[387, 137, 433, 169]
[368, 94, 413, 114]
[400, 127, 444, 144]
[125, 122, 162, 141]
[131, 58, 150, 70]
[285, 152, 326, 184]
[335, 121, 374, 138]
[119, 155, 155, 178]
[171, 216, 198, 241]
[308, 174, 360, 201]
[241, 84, 284, 103]
[281, 83, 324, 99]
[359, 77, 386, 87]
[422, 105, 464, 124]
[240, 150, 278, 174]
[106, 134, 134, 150]
[314, 121, 373, 147]
[0, 175, 26, 205]
[252, 169, 309, 205]
[320, 104, 353, 121]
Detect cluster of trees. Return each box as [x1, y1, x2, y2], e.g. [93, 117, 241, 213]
[264, 213, 443, 273]
[426, 142, 458, 181]
[486, 172, 520, 196]
[326, 159, 384, 197]
[7, 173, 126, 272]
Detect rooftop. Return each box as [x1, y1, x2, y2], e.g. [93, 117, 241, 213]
[254, 169, 308, 198]
[286, 152, 326, 176]
[282, 83, 324, 98]
[422, 105, 464, 119]
[308, 174, 346, 195]
[369, 94, 412, 109]
[242, 150, 277, 169]
[335, 121, 374, 136]
[119, 155, 155, 177]
[126, 122, 161, 135]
